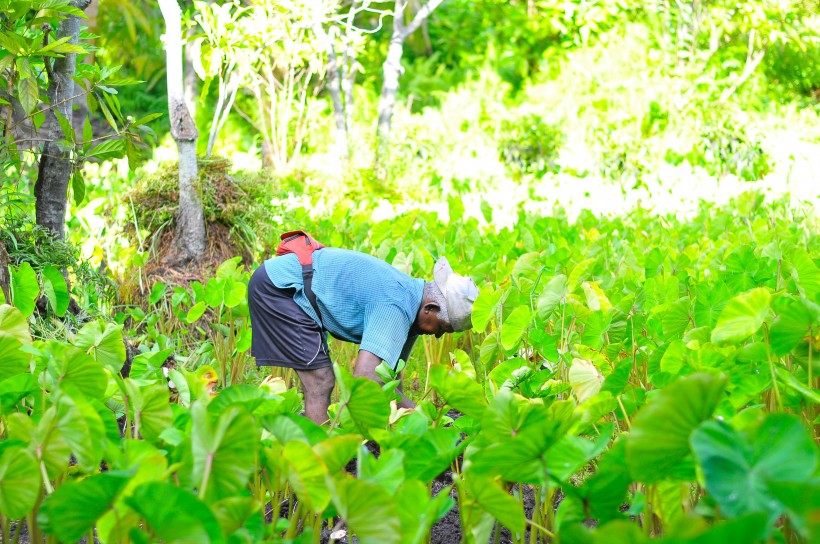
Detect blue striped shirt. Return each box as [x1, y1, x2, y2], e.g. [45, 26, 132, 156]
[264, 248, 425, 368]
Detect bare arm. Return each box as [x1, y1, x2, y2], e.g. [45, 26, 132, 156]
[354, 349, 416, 409]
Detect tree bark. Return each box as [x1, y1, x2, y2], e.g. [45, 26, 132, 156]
[184, 24, 198, 118]
[314, 24, 348, 161]
[0, 237, 10, 304]
[159, 0, 205, 265]
[374, 0, 443, 177]
[34, 0, 91, 239]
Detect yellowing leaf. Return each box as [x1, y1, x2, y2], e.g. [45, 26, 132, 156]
[569, 358, 603, 403]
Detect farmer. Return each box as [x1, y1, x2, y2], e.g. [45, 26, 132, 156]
[248, 237, 478, 424]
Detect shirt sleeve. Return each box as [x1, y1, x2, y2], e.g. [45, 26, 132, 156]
[359, 304, 412, 368]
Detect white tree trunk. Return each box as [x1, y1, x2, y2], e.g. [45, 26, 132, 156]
[374, 0, 444, 176]
[315, 24, 348, 161]
[159, 0, 205, 265]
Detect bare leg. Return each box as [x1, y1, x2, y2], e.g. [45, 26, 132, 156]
[295, 366, 336, 425]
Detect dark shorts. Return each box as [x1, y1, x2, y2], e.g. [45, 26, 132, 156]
[248, 265, 332, 370]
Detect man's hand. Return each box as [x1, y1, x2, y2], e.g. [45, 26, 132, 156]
[353, 350, 416, 409]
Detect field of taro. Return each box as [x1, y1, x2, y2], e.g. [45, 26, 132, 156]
[1, 192, 818, 544]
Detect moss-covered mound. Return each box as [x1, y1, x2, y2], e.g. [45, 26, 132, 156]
[126, 156, 274, 270]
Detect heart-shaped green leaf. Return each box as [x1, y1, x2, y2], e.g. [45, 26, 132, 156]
[711, 288, 771, 345]
[626, 373, 725, 482]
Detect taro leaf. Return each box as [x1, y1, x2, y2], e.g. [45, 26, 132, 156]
[626, 373, 725, 483]
[208, 384, 268, 415]
[129, 348, 174, 379]
[123, 380, 173, 444]
[334, 364, 390, 436]
[469, 392, 569, 484]
[211, 496, 261, 539]
[569, 358, 603, 403]
[600, 359, 632, 397]
[126, 482, 225, 543]
[148, 281, 167, 304]
[8, 408, 70, 480]
[710, 288, 770, 346]
[428, 364, 487, 420]
[331, 475, 402, 544]
[662, 297, 691, 340]
[537, 274, 568, 319]
[694, 282, 729, 329]
[223, 280, 246, 308]
[580, 439, 632, 523]
[690, 414, 818, 520]
[487, 357, 528, 390]
[74, 320, 126, 374]
[395, 479, 454, 544]
[313, 434, 363, 473]
[769, 298, 820, 356]
[471, 287, 503, 333]
[48, 345, 107, 399]
[359, 447, 405, 495]
[466, 474, 525, 533]
[191, 402, 258, 503]
[480, 199, 493, 223]
[479, 332, 500, 368]
[501, 306, 531, 351]
[568, 258, 596, 292]
[38, 471, 131, 543]
[774, 366, 820, 405]
[0, 333, 29, 381]
[546, 431, 610, 483]
[56, 386, 106, 472]
[205, 277, 226, 307]
[663, 513, 769, 544]
[283, 440, 331, 512]
[10, 262, 38, 317]
[263, 413, 327, 446]
[42, 265, 69, 317]
[451, 348, 477, 380]
[659, 340, 687, 376]
[400, 427, 463, 483]
[0, 444, 40, 519]
[0, 373, 38, 413]
[768, 480, 820, 540]
[788, 248, 820, 301]
[187, 301, 207, 323]
[582, 281, 611, 312]
[0, 304, 31, 344]
[215, 257, 243, 281]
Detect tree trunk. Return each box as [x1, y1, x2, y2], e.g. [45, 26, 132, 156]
[34, 0, 91, 239]
[373, 0, 444, 177]
[375, 35, 404, 172]
[184, 24, 198, 118]
[159, 0, 205, 266]
[315, 24, 348, 161]
[71, 0, 97, 139]
[0, 237, 10, 304]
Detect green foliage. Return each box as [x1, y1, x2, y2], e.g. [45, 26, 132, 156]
[498, 113, 563, 177]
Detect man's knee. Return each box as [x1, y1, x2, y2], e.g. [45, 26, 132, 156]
[297, 367, 335, 396]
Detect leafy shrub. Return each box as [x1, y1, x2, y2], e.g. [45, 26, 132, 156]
[595, 129, 653, 190]
[497, 114, 563, 177]
[764, 39, 820, 99]
[688, 120, 771, 181]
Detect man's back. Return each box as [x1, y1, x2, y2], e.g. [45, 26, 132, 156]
[264, 248, 424, 365]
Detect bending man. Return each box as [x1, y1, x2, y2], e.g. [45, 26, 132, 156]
[248, 245, 478, 424]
